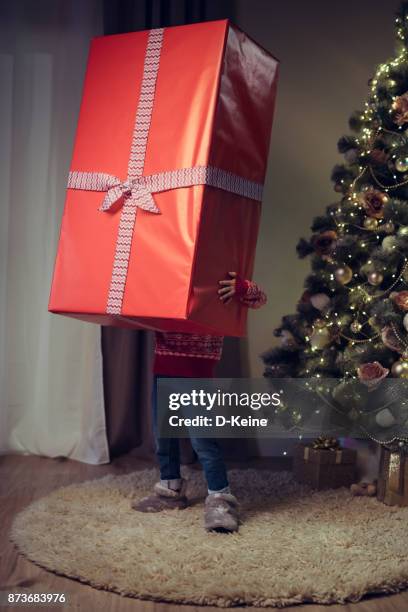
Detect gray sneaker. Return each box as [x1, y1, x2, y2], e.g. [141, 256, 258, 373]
[204, 492, 239, 533]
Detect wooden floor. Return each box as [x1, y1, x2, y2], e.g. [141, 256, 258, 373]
[1, 453, 408, 612]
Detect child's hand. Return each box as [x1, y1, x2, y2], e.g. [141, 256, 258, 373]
[218, 271, 237, 304]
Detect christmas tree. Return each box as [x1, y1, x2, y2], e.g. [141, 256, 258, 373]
[262, 2, 408, 437]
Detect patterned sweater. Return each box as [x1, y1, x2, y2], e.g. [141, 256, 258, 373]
[154, 279, 267, 376]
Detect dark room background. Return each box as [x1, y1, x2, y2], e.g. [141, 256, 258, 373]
[0, 0, 400, 462]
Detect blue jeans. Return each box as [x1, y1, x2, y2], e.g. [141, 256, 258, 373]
[152, 375, 229, 492]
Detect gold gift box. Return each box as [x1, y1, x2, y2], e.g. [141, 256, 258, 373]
[293, 443, 357, 490]
[377, 446, 408, 507]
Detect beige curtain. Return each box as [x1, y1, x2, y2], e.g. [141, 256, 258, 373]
[0, 0, 109, 464]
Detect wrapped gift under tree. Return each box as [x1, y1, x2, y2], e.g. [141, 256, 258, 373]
[293, 436, 357, 490]
[48, 19, 279, 336]
[377, 443, 408, 507]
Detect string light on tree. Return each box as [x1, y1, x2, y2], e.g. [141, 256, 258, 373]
[262, 1, 408, 444]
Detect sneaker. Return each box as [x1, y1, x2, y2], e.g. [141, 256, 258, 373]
[204, 492, 239, 533]
[131, 478, 188, 512]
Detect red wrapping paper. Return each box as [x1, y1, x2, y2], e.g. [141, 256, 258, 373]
[48, 19, 279, 336]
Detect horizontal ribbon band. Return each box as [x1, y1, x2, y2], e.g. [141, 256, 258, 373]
[67, 27, 264, 315]
[68, 166, 264, 213]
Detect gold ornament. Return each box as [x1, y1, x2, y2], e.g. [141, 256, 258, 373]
[383, 221, 395, 234]
[391, 360, 408, 378]
[364, 217, 378, 230]
[398, 226, 408, 237]
[334, 265, 353, 284]
[368, 271, 384, 285]
[350, 320, 362, 333]
[382, 236, 397, 252]
[395, 156, 408, 173]
[313, 318, 327, 328]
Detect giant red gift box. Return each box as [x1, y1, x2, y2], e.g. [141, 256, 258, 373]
[48, 19, 279, 336]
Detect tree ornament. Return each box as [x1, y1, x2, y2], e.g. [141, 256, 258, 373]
[382, 236, 397, 252]
[392, 91, 408, 126]
[404, 313, 408, 332]
[375, 408, 396, 428]
[382, 326, 405, 353]
[350, 320, 362, 333]
[398, 226, 408, 237]
[368, 271, 383, 285]
[383, 221, 395, 234]
[313, 318, 327, 328]
[310, 293, 330, 311]
[334, 183, 343, 193]
[357, 361, 390, 389]
[357, 187, 389, 219]
[312, 231, 338, 257]
[392, 290, 408, 311]
[334, 265, 353, 284]
[395, 156, 408, 172]
[391, 359, 408, 378]
[364, 217, 378, 230]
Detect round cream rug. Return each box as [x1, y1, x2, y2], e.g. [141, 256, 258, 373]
[10, 467, 408, 607]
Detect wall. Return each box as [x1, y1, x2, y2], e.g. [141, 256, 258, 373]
[234, 0, 400, 376]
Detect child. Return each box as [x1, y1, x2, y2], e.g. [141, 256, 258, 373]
[132, 272, 267, 532]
